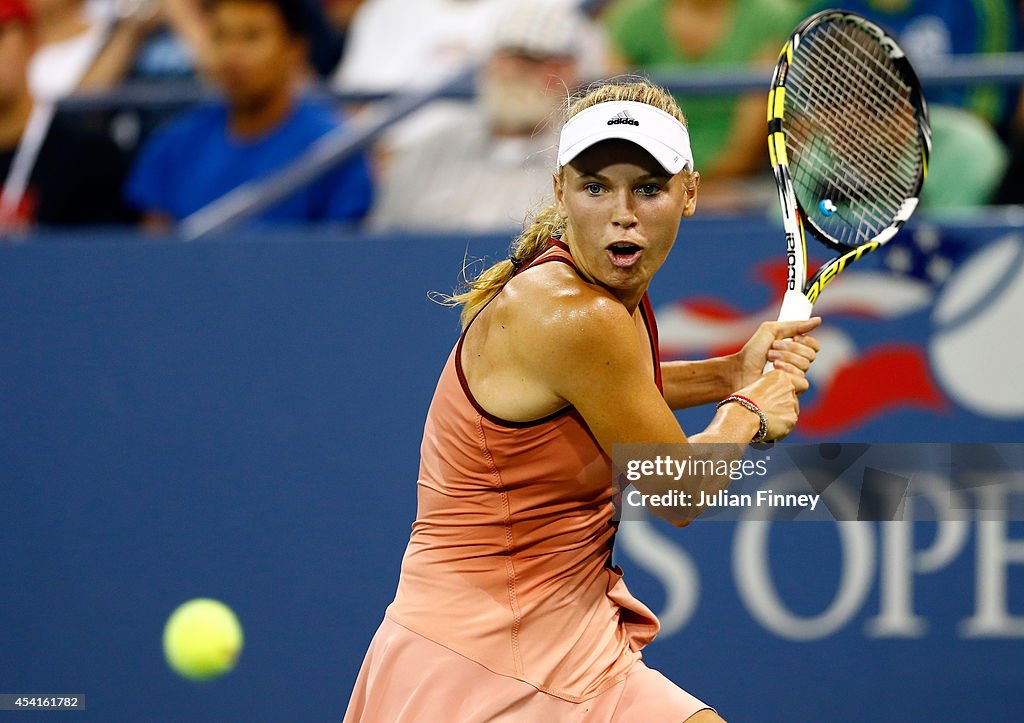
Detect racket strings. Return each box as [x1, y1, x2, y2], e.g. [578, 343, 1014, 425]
[789, 62, 915, 240]
[799, 24, 919, 172]
[788, 31, 918, 242]
[789, 36, 917, 233]
[828, 24, 906, 92]
[803, 26, 920, 179]
[810, 35, 920, 180]
[783, 20, 922, 246]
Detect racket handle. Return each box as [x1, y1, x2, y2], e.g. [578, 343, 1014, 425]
[776, 290, 814, 322]
[763, 291, 814, 373]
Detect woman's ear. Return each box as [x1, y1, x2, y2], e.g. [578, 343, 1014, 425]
[553, 171, 569, 220]
[682, 171, 699, 218]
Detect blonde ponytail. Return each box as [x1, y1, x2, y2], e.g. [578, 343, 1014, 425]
[441, 203, 565, 328]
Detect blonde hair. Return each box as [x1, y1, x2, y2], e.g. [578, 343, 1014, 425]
[443, 77, 697, 328]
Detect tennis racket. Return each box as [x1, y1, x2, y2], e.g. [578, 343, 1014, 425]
[766, 9, 931, 325]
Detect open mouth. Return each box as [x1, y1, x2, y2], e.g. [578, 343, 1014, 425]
[607, 242, 643, 268]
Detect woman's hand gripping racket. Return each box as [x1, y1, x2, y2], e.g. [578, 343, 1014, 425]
[765, 9, 931, 361]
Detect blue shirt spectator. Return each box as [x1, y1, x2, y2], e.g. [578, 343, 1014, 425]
[125, 97, 372, 224]
[124, 0, 373, 229]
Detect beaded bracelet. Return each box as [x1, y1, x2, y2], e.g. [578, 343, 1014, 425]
[715, 394, 769, 444]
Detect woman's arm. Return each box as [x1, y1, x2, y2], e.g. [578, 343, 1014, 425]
[519, 283, 803, 526]
[661, 318, 823, 410]
[660, 356, 738, 410]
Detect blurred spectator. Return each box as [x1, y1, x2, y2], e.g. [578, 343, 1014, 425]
[335, 0, 608, 93]
[296, 0, 345, 78]
[27, 0, 343, 101]
[124, 0, 372, 228]
[124, 0, 373, 230]
[335, 0, 610, 187]
[121, 0, 213, 84]
[370, 1, 585, 232]
[321, 0, 362, 38]
[316, 0, 364, 78]
[812, 0, 1018, 129]
[808, 0, 1015, 212]
[95, 0, 341, 168]
[993, 0, 1024, 205]
[0, 0, 134, 228]
[603, 0, 802, 211]
[26, 0, 207, 97]
[333, 0, 507, 93]
[27, 0, 114, 101]
[922, 105, 1008, 213]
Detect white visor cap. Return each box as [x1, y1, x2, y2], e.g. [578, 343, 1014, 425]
[557, 100, 693, 175]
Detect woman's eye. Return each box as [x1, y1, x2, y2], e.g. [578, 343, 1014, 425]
[637, 184, 661, 196]
[584, 183, 603, 194]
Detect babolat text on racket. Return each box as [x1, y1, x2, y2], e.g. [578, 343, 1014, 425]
[767, 9, 931, 322]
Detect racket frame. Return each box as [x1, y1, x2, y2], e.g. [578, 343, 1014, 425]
[767, 9, 931, 318]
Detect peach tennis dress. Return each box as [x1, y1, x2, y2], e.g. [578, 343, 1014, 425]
[343, 241, 713, 722]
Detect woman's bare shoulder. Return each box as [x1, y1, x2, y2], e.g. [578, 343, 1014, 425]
[498, 261, 629, 335]
[485, 263, 639, 384]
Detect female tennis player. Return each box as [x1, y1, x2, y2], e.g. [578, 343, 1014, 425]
[343, 78, 821, 722]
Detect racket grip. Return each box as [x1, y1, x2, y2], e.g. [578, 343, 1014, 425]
[763, 291, 814, 373]
[775, 290, 814, 322]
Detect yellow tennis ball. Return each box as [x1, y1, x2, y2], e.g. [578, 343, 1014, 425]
[163, 598, 244, 682]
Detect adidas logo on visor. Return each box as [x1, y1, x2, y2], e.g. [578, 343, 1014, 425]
[607, 110, 639, 126]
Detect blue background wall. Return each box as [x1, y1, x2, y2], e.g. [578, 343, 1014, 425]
[1, 218, 1022, 721]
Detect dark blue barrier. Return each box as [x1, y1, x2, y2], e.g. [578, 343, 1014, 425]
[1, 218, 1021, 722]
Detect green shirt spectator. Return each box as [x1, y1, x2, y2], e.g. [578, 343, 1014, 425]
[605, 0, 801, 176]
